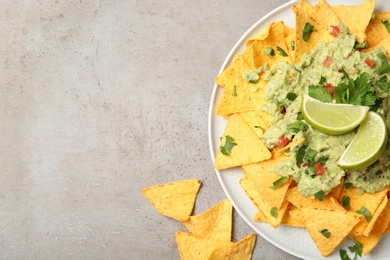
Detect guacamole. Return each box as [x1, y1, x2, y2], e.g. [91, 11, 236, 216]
[261, 26, 390, 196]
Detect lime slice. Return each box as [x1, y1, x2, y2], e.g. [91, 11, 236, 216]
[301, 95, 369, 135]
[339, 111, 388, 170]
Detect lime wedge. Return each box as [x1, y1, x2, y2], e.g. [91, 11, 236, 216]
[301, 95, 369, 135]
[339, 111, 388, 170]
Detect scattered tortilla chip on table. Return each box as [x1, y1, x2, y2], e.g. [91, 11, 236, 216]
[182, 199, 232, 242]
[142, 179, 201, 222]
[209, 233, 257, 260]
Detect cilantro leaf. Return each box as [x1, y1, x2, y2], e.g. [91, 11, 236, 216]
[375, 53, 390, 75]
[376, 75, 389, 91]
[314, 190, 325, 201]
[382, 18, 390, 33]
[287, 121, 308, 133]
[319, 229, 331, 238]
[286, 92, 297, 101]
[270, 207, 278, 218]
[335, 72, 377, 108]
[303, 22, 314, 42]
[308, 85, 333, 103]
[342, 196, 351, 209]
[232, 85, 237, 96]
[296, 145, 308, 163]
[220, 135, 237, 156]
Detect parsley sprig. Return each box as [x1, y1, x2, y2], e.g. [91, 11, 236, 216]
[220, 135, 237, 156]
[340, 241, 362, 260]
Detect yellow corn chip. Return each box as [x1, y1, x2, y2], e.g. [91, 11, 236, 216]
[215, 55, 255, 117]
[243, 21, 292, 69]
[312, 0, 341, 28]
[286, 186, 345, 211]
[338, 186, 389, 236]
[238, 110, 272, 139]
[182, 199, 232, 242]
[214, 114, 271, 170]
[176, 231, 232, 259]
[240, 177, 289, 228]
[143, 179, 201, 222]
[282, 203, 306, 227]
[368, 36, 390, 58]
[350, 196, 390, 255]
[365, 12, 390, 48]
[331, 0, 376, 43]
[242, 155, 291, 209]
[290, 208, 361, 256]
[273, 137, 305, 157]
[209, 234, 257, 260]
[298, 0, 314, 15]
[293, 5, 333, 62]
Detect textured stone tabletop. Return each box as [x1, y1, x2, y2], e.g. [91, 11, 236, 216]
[1, 0, 300, 259]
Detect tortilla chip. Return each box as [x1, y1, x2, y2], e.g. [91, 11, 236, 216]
[293, 5, 333, 62]
[368, 36, 390, 58]
[285, 31, 296, 64]
[182, 199, 232, 242]
[350, 196, 390, 255]
[143, 179, 201, 222]
[312, 0, 341, 28]
[176, 231, 232, 259]
[365, 12, 390, 48]
[290, 208, 361, 256]
[242, 155, 291, 209]
[338, 186, 389, 236]
[331, 0, 376, 43]
[330, 177, 344, 200]
[240, 177, 289, 228]
[286, 186, 345, 211]
[215, 55, 255, 117]
[209, 234, 257, 260]
[282, 203, 306, 227]
[238, 110, 272, 139]
[243, 21, 292, 69]
[214, 114, 271, 170]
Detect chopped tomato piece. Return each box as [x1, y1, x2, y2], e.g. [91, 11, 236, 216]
[315, 162, 326, 175]
[323, 56, 333, 67]
[365, 58, 375, 68]
[324, 83, 335, 95]
[329, 25, 340, 37]
[277, 136, 290, 148]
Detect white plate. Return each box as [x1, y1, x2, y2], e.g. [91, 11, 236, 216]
[208, 0, 389, 259]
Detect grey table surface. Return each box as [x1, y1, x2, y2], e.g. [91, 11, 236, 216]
[1, 0, 301, 259]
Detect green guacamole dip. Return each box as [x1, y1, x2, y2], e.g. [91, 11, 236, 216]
[261, 26, 390, 196]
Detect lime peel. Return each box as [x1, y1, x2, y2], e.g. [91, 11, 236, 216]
[301, 95, 369, 135]
[338, 111, 388, 170]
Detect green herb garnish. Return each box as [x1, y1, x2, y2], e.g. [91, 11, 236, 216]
[287, 121, 308, 133]
[270, 176, 288, 190]
[381, 18, 390, 33]
[308, 85, 333, 103]
[314, 190, 325, 201]
[232, 85, 237, 96]
[319, 229, 331, 238]
[376, 75, 389, 91]
[342, 196, 351, 209]
[319, 75, 326, 84]
[291, 40, 295, 50]
[335, 72, 377, 108]
[354, 42, 367, 49]
[356, 206, 372, 221]
[296, 145, 308, 163]
[376, 53, 390, 75]
[340, 240, 362, 260]
[220, 135, 237, 156]
[286, 92, 297, 101]
[264, 47, 275, 57]
[276, 46, 288, 57]
[344, 182, 353, 189]
[303, 22, 314, 42]
[270, 207, 278, 218]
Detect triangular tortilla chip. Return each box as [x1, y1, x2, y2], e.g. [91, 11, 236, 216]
[238, 110, 272, 139]
[365, 12, 390, 48]
[272, 137, 305, 157]
[282, 203, 306, 227]
[312, 0, 341, 28]
[209, 234, 257, 260]
[143, 179, 201, 222]
[215, 55, 256, 117]
[291, 208, 361, 256]
[215, 114, 271, 170]
[367, 36, 390, 58]
[338, 186, 389, 236]
[176, 231, 232, 259]
[293, 5, 333, 62]
[242, 155, 291, 209]
[331, 0, 376, 43]
[350, 196, 390, 255]
[240, 177, 289, 228]
[243, 21, 292, 69]
[286, 186, 345, 211]
[182, 199, 232, 242]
